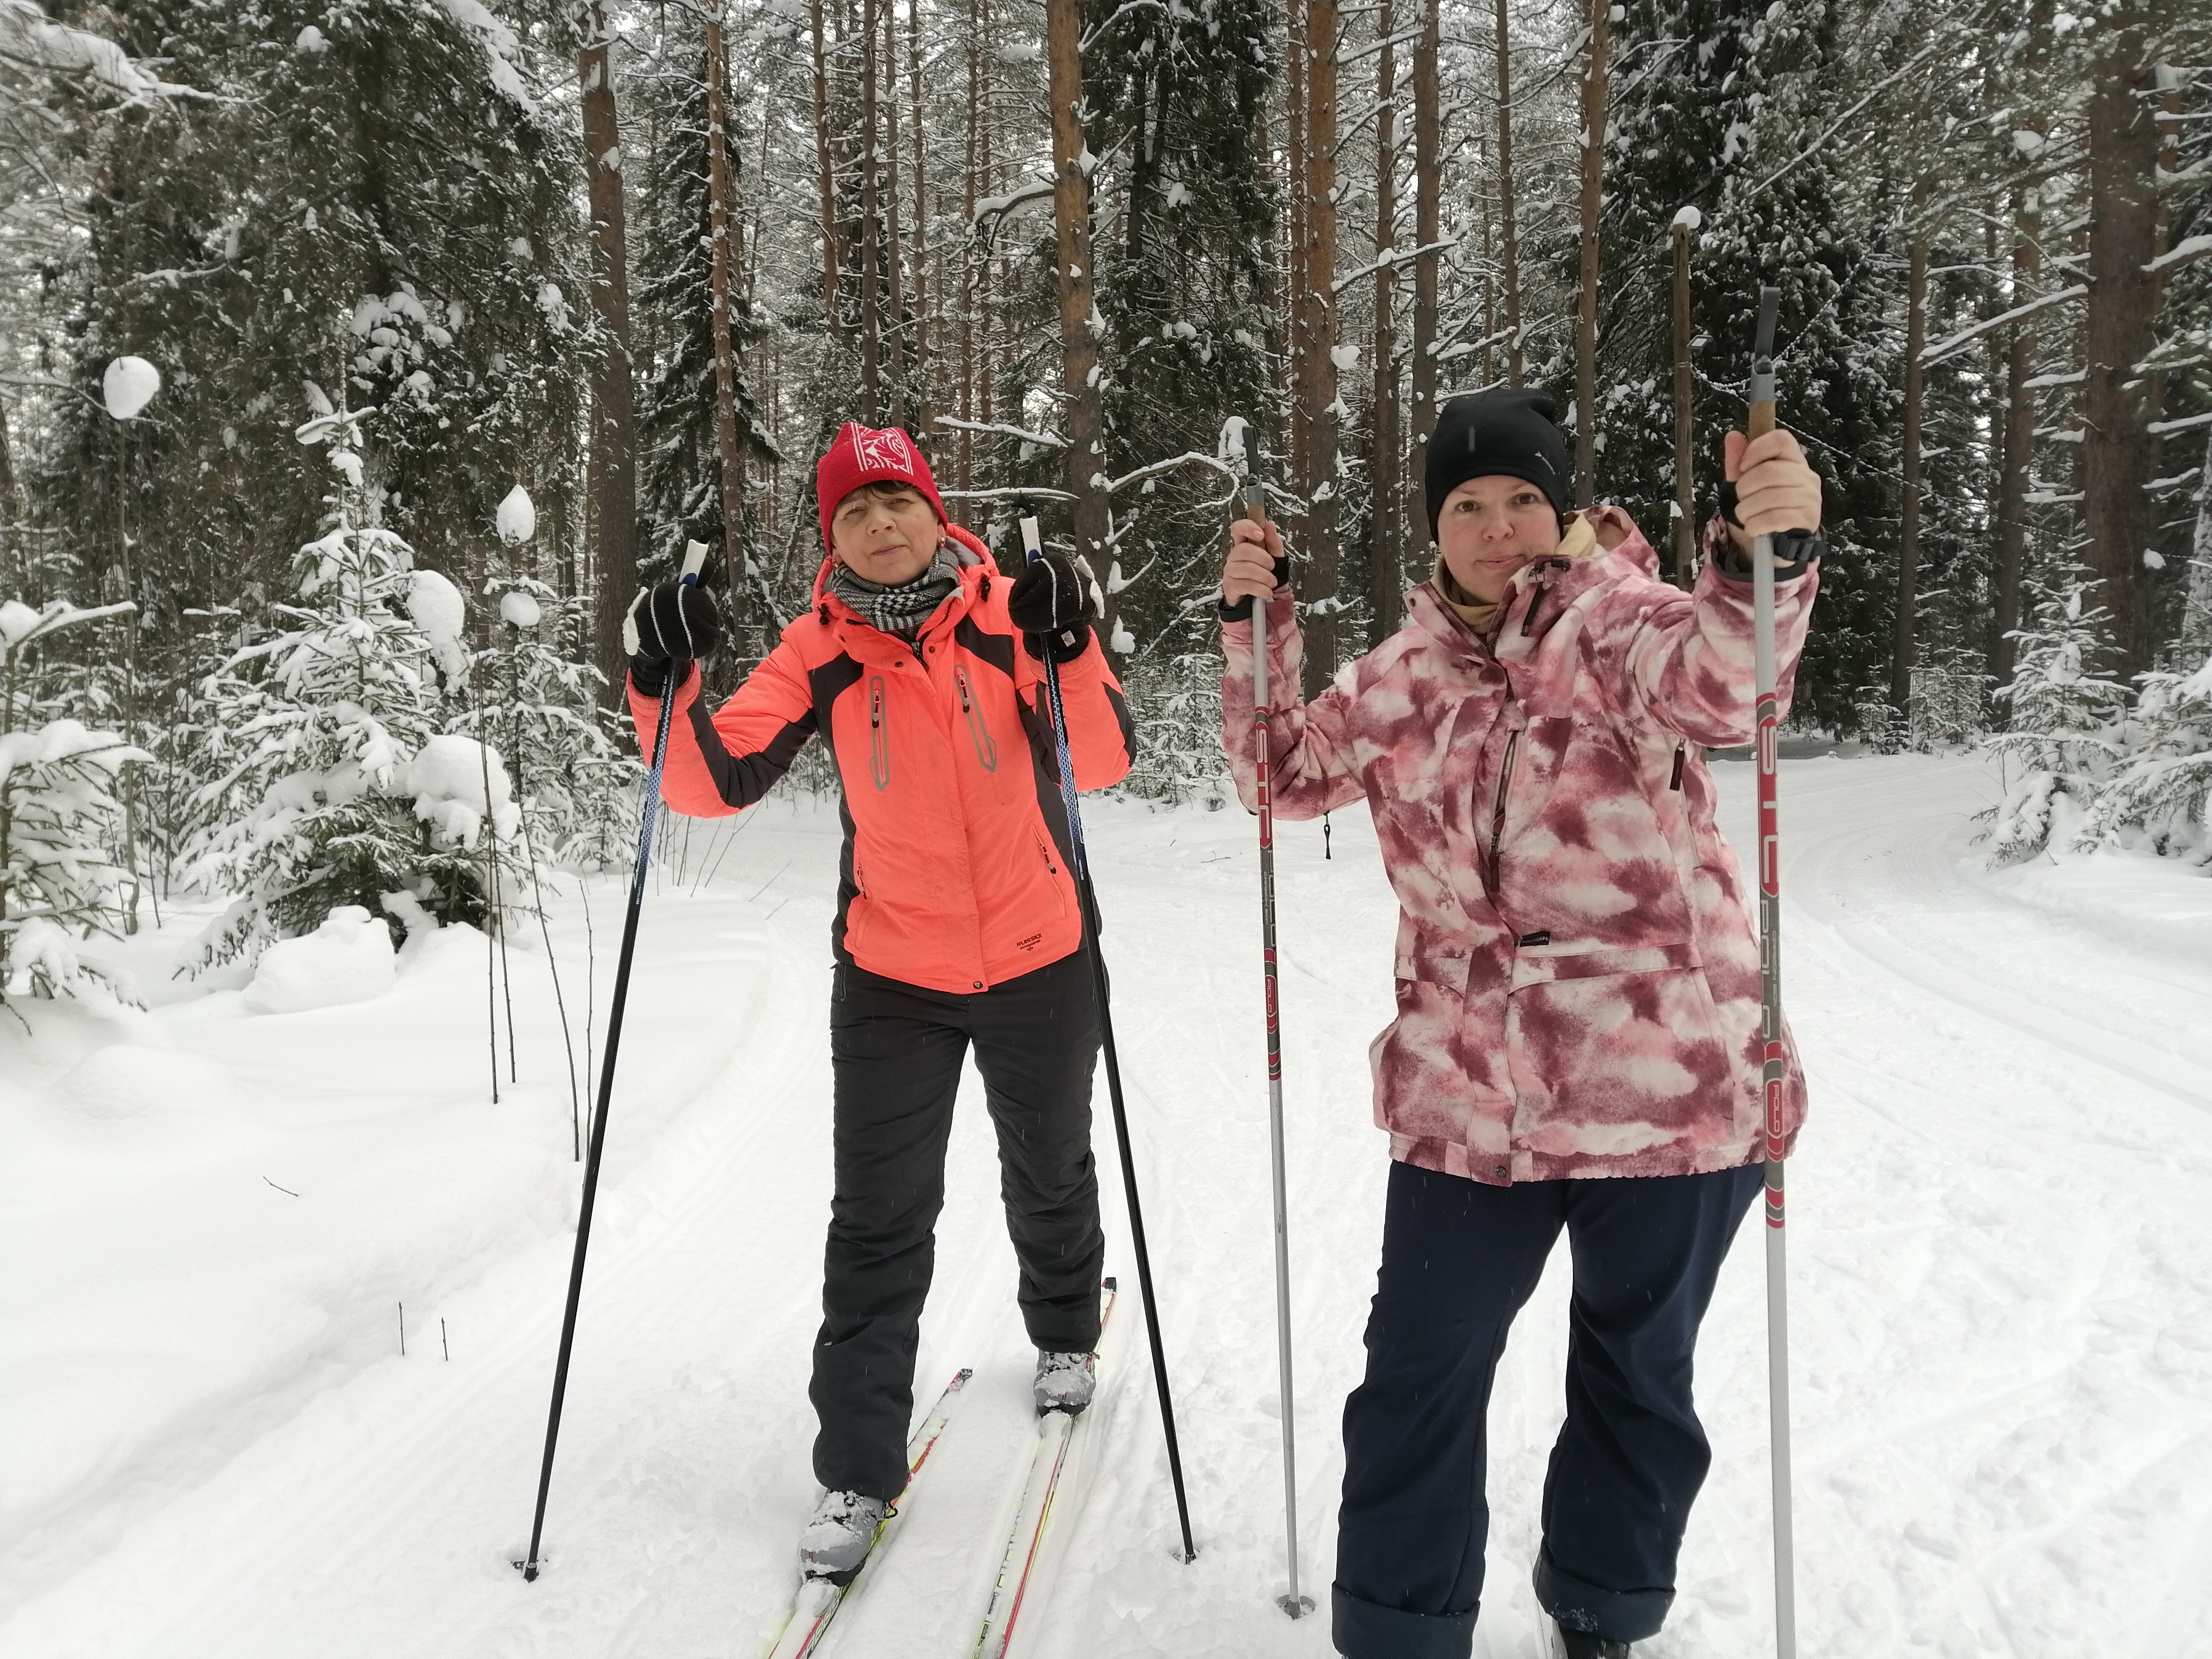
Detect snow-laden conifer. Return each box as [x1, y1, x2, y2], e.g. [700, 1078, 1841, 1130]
[1983, 578, 2130, 866]
[180, 413, 521, 963]
[0, 597, 147, 1004]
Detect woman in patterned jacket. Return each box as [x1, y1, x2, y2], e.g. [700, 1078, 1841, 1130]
[1217, 388, 1823, 1659]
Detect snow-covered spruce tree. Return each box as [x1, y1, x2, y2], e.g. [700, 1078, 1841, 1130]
[33, 0, 591, 779]
[630, 16, 779, 677]
[1595, 0, 1900, 734]
[1982, 575, 2131, 867]
[2072, 647, 2212, 866]
[0, 597, 146, 1004]
[468, 574, 639, 874]
[180, 413, 521, 963]
[1079, 0, 1277, 798]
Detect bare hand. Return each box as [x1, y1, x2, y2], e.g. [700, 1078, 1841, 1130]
[1723, 428, 1822, 551]
[1222, 515, 1287, 607]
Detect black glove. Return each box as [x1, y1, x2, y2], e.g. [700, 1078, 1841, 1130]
[1007, 552, 1099, 663]
[624, 579, 723, 696]
[1217, 550, 1292, 621]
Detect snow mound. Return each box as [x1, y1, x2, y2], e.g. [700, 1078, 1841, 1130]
[102, 356, 161, 420]
[405, 734, 517, 849]
[244, 906, 396, 1014]
[498, 589, 540, 629]
[495, 485, 536, 544]
[406, 569, 469, 684]
[62, 1044, 235, 1122]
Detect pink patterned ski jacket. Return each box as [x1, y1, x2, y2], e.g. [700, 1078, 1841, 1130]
[1220, 519, 1818, 1185]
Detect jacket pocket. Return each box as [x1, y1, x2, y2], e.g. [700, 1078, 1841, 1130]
[1503, 941, 1735, 1157]
[868, 676, 891, 791]
[1031, 830, 1069, 916]
[955, 665, 998, 772]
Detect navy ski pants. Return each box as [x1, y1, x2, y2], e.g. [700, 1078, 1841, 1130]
[810, 950, 1105, 1499]
[1332, 1158, 1764, 1658]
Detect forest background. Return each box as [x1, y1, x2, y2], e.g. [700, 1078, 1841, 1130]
[1, 0, 2208, 992]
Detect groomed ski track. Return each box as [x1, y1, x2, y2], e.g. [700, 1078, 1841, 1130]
[5, 755, 2212, 1658]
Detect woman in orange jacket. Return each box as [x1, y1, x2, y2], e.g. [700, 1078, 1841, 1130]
[624, 422, 1134, 1583]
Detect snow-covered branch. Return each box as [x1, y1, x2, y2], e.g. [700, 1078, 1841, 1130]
[1919, 286, 2088, 368]
[933, 415, 1067, 450]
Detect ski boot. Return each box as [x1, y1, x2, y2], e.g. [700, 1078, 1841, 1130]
[1032, 1349, 1096, 1415]
[797, 1488, 891, 1585]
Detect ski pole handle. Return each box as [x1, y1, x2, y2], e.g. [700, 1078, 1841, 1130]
[1240, 482, 1271, 709]
[1747, 287, 1780, 441]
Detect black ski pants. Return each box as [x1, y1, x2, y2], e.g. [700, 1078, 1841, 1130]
[1332, 1158, 1763, 1659]
[810, 950, 1105, 1499]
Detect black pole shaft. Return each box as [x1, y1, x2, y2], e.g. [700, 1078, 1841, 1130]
[1016, 518, 1196, 1561]
[518, 657, 681, 1582]
[1074, 876, 1198, 1563]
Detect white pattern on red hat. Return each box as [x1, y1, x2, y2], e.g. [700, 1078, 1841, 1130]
[851, 424, 917, 476]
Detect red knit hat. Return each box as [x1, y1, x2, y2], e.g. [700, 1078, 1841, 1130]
[816, 422, 949, 553]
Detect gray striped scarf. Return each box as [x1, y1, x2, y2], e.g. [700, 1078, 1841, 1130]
[826, 543, 961, 639]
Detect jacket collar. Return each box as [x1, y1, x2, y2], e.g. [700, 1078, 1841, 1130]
[1404, 520, 1664, 658]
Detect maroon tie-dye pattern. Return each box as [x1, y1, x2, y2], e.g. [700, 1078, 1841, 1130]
[1220, 523, 1819, 1185]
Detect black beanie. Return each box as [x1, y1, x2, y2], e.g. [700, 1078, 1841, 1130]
[1425, 388, 1570, 538]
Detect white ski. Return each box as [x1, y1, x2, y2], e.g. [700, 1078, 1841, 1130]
[969, 1281, 1119, 1659]
[766, 1365, 973, 1659]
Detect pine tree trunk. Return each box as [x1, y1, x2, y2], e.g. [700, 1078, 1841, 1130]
[858, 0, 882, 422]
[2185, 426, 2212, 649]
[1891, 228, 1928, 719]
[909, 0, 931, 442]
[704, 9, 750, 661]
[1992, 0, 2047, 705]
[1046, 0, 1110, 639]
[2080, 14, 2160, 676]
[1302, 0, 1340, 698]
[959, 0, 979, 493]
[1493, 0, 1522, 388]
[884, 0, 904, 429]
[1671, 218, 1694, 585]
[811, 0, 841, 338]
[1369, 0, 1401, 639]
[579, 0, 639, 708]
[1407, 0, 1440, 551]
[1572, 0, 1609, 506]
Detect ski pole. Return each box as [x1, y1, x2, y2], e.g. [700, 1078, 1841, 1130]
[1746, 286, 1798, 1659]
[518, 539, 708, 1582]
[1234, 467, 1313, 1619]
[1017, 514, 1198, 1566]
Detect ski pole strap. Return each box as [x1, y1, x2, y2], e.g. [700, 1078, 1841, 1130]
[631, 540, 712, 906]
[1017, 516, 1088, 882]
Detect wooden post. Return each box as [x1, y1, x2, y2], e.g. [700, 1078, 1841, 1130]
[1670, 211, 1696, 586]
[909, 0, 932, 439]
[1573, 0, 1609, 505]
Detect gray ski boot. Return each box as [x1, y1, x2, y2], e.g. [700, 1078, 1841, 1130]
[1032, 1349, 1096, 1415]
[797, 1488, 890, 1585]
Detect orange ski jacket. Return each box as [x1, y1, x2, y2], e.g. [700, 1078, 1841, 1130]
[629, 526, 1135, 994]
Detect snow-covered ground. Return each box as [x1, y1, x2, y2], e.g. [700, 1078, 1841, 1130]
[5, 754, 2211, 1659]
